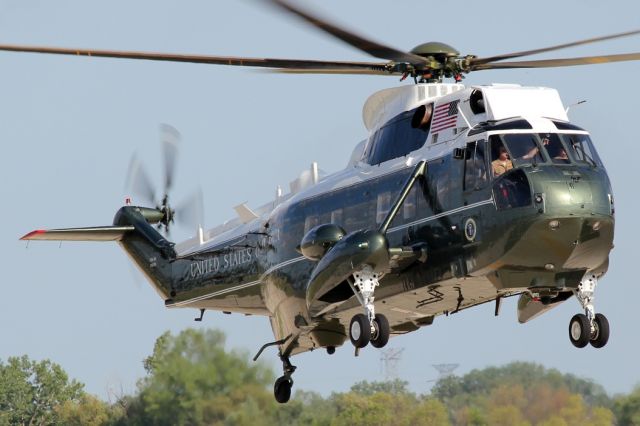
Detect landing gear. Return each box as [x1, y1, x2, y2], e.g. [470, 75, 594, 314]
[273, 354, 296, 404]
[347, 266, 390, 349]
[371, 314, 390, 348]
[569, 274, 610, 349]
[349, 314, 371, 348]
[569, 314, 590, 348]
[274, 375, 293, 404]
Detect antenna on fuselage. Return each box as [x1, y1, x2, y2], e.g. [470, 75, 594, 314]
[565, 99, 587, 114]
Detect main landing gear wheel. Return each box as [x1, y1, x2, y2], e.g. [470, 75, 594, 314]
[569, 314, 590, 348]
[590, 313, 610, 349]
[371, 313, 390, 348]
[274, 376, 293, 404]
[350, 313, 371, 348]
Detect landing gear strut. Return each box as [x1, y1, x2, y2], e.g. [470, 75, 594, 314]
[569, 274, 610, 348]
[348, 266, 390, 349]
[273, 354, 296, 404]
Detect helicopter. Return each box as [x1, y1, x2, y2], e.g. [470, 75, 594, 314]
[12, 0, 640, 404]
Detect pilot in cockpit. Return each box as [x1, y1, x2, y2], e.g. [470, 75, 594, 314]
[492, 146, 513, 176]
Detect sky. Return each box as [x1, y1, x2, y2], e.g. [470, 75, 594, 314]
[1, 0, 639, 401]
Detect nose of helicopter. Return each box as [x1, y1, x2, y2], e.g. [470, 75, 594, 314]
[488, 166, 614, 289]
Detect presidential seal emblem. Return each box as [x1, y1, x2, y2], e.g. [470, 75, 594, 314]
[464, 218, 477, 242]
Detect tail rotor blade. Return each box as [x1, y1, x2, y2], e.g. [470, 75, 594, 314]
[125, 154, 157, 206]
[161, 123, 181, 195]
[176, 186, 205, 232]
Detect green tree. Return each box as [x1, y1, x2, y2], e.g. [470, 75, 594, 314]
[350, 379, 411, 396]
[0, 355, 84, 426]
[119, 328, 275, 425]
[430, 363, 614, 426]
[614, 386, 640, 426]
[56, 394, 117, 426]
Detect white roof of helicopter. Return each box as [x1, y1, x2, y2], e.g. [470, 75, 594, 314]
[177, 82, 570, 255]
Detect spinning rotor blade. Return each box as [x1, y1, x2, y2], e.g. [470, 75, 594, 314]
[0, 43, 386, 72]
[176, 187, 205, 231]
[471, 28, 640, 66]
[125, 154, 157, 206]
[161, 123, 180, 194]
[473, 52, 640, 70]
[270, 67, 392, 75]
[267, 0, 426, 65]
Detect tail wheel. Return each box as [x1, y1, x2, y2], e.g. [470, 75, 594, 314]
[590, 313, 610, 348]
[569, 313, 590, 348]
[274, 376, 292, 404]
[371, 314, 390, 348]
[349, 314, 371, 348]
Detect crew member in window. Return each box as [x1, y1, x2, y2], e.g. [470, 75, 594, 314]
[411, 103, 434, 132]
[492, 146, 513, 176]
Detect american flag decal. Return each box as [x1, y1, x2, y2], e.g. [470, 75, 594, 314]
[431, 100, 459, 133]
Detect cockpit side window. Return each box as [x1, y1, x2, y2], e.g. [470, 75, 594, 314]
[493, 134, 544, 167]
[490, 137, 513, 178]
[562, 134, 601, 167]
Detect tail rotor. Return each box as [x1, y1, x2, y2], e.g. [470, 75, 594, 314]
[125, 124, 203, 235]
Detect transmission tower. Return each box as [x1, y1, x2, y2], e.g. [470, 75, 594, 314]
[379, 348, 404, 381]
[429, 363, 459, 382]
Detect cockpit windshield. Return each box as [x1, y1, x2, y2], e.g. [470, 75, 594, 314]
[489, 132, 601, 177]
[562, 134, 602, 167]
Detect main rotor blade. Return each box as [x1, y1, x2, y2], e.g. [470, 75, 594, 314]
[472, 28, 640, 66]
[125, 154, 157, 206]
[160, 123, 180, 195]
[267, 0, 426, 65]
[0, 43, 387, 71]
[473, 52, 640, 70]
[269, 67, 394, 75]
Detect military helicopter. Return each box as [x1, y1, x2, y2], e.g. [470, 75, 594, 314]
[12, 0, 640, 403]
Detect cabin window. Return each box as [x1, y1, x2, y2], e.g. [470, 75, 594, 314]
[330, 209, 343, 225]
[464, 140, 488, 191]
[376, 191, 392, 224]
[562, 134, 602, 167]
[304, 215, 318, 234]
[403, 187, 417, 220]
[364, 105, 432, 165]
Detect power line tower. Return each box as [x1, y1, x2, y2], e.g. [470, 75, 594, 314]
[379, 348, 404, 381]
[429, 363, 460, 383]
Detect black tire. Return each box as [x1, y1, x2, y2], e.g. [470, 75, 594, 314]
[371, 314, 390, 348]
[326, 346, 336, 355]
[349, 314, 371, 348]
[569, 313, 590, 348]
[590, 313, 610, 348]
[274, 376, 292, 404]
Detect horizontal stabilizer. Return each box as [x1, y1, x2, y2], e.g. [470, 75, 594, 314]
[20, 226, 135, 242]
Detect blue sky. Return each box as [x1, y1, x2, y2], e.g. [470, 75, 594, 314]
[1, 0, 639, 399]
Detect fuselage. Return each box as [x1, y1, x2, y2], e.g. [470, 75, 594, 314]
[139, 83, 614, 355]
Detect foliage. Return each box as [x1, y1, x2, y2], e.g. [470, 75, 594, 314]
[350, 378, 411, 396]
[5, 332, 637, 426]
[431, 362, 614, 426]
[0, 355, 84, 426]
[614, 385, 640, 425]
[56, 394, 119, 426]
[117, 328, 275, 425]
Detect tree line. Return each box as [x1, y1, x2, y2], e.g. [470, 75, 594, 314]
[1, 328, 638, 425]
